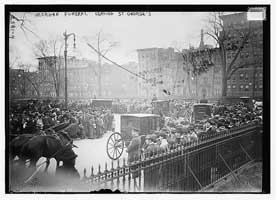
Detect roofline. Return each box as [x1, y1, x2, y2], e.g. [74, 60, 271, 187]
[219, 12, 246, 20]
[137, 47, 175, 52]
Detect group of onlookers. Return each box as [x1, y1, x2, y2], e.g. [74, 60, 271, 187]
[9, 99, 114, 139]
[126, 100, 263, 163]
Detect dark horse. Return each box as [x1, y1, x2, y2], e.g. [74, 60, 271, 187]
[9, 132, 78, 172]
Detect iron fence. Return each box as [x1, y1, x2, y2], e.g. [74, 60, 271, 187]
[81, 121, 262, 192]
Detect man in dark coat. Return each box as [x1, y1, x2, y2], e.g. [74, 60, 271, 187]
[126, 128, 142, 179]
[127, 128, 141, 164]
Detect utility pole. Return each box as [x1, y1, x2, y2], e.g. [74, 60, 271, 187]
[63, 30, 76, 109]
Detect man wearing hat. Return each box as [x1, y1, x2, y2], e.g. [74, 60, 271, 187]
[143, 135, 160, 157]
[158, 134, 169, 152]
[127, 127, 144, 179]
[126, 127, 142, 164]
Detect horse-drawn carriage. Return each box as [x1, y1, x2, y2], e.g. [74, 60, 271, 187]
[106, 114, 160, 160]
[152, 100, 170, 116]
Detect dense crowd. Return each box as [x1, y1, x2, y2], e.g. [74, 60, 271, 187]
[9, 99, 113, 139]
[9, 98, 262, 146]
[126, 100, 263, 162]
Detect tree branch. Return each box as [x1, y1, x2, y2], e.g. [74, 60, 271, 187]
[227, 62, 256, 80]
[226, 32, 250, 74]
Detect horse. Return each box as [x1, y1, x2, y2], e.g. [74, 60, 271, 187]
[9, 134, 33, 164]
[9, 133, 77, 172]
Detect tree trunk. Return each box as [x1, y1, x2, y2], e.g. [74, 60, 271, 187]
[220, 47, 228, 97]
[212, 66, 215, 96]
[221, 67, 227, 97]
[195, 75, 198, 99]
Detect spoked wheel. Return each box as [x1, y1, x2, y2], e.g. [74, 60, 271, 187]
[106, 132, 124, 160]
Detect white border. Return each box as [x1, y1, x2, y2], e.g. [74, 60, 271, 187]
[0, 1, 274, 200]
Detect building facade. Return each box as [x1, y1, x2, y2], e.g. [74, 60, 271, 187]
[37, 56, 138, 99]
[137, 31, 222, 100]
[137, 48, 185, 99]
[220, 12, 263, 98]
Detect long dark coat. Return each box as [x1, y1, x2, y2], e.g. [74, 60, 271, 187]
[127, 136, 142, 163]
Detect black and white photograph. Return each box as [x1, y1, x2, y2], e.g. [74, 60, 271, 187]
[5, 4, 270, 194]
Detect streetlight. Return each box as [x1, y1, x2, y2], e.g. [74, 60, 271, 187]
[63, 30, 76, 109]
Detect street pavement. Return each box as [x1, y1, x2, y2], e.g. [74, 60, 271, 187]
[36, 114, 127, 177]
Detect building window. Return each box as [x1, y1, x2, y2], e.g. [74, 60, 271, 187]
[259, 85, 263, 89]
[240, 73, 244, 79]
[259, 72, 262, 77]
[240, 84, 244, 90]
[227, 85, 231, 89]
[232, 85, 236, 89]
[245, 73, 248, 80]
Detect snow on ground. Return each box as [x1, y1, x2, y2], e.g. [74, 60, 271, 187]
[36, 114, 127, 177]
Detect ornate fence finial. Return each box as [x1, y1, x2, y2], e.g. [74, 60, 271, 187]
[98, 164, 101, 174]
[111, 160, 114, 170]
[91, 166, 94, 177]
[105, 162, 108, 172]
[83, 168, 87, 179]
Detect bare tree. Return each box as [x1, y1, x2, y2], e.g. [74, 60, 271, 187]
[33, 38, 64, 97]
[86, 30, 119, 97]
[205, 12, 261, 97]
[175, 46, 215, 98]
[16, 64, 45, 97]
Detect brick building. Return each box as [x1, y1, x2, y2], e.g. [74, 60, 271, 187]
[137, 48, 185, 99]
[137, 31, 222, 100]
[38, 56, 100, 98]
[220, 12, 263, 98]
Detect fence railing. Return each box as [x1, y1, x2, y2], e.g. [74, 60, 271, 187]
[81, 121, 262, 192]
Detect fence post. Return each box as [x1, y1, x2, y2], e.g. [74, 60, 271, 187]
[116, 159, 120, 191]
[111, 161, 114, 190]
[122, 158, 126, 192]
[83, 168, 87, 181]
[97, 164, 101, 190]
[128, 161, 131, 191]
[90, 166, 94, 190]
[104, 162, 108, 188]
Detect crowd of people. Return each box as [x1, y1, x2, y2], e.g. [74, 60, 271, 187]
[9, 98, 262, 146]
[126, 100, 263, 163]
[9, 99, 114, 139]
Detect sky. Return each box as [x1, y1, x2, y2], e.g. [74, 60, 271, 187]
[9, 12, 219, 67]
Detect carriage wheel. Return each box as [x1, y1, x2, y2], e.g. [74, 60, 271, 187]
[106, 132, 124, 160]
